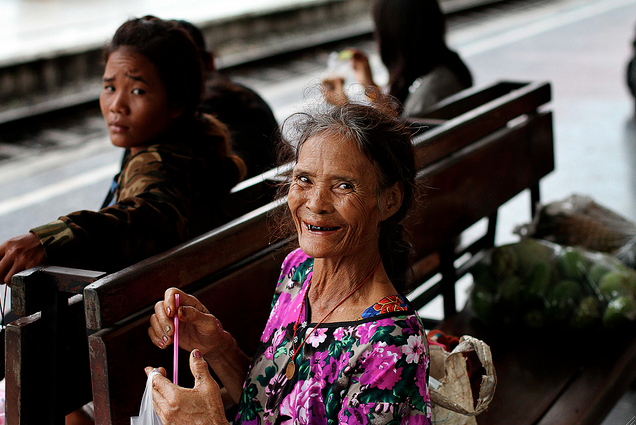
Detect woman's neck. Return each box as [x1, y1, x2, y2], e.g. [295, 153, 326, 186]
[308, 254, 397, 322]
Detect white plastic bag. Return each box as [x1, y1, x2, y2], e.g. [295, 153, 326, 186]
[130, 370, 163, 425]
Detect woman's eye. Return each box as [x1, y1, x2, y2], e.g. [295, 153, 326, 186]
[103, 85, 115, 92]
[132, 88, 145, 95]
[297, 176, 310, 184]
[338, 182, 354, 190]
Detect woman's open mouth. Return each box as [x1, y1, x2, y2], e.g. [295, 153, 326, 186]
[306, 223, 340, 232]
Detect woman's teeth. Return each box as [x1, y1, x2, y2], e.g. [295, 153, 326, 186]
[307, 224, 338, 231]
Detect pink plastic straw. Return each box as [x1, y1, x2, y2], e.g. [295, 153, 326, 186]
[173, 293, 180, 385]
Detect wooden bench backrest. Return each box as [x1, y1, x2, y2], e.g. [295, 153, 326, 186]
[83, 197, 290, 331]
[85, 80, 554, 424]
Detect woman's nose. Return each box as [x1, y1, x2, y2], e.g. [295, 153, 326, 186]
[110, 92, 128, 114]
[306, 186, 334, 214]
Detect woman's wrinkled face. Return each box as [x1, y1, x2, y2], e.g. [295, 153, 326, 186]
[100, 47, 181, 154]
[288, 132, 397, 261]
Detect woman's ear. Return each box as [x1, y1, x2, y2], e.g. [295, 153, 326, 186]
[380, 182, 403, 220]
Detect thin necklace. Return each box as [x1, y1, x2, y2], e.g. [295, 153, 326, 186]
[285, 258, 382, 380]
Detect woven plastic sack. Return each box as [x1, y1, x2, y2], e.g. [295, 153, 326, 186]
[130, 371, 163, 425]
[515, 194, 636, 267]
[429, 336, 497, 424]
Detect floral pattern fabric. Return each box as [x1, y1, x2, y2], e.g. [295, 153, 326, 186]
[361, 295, 410, 319]
[235, 248, 432, 424]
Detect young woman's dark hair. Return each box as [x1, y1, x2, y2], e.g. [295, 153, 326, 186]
[103, 15, 204, 121]
[278, 100, 416, 291]
[373, 0, 473, 104]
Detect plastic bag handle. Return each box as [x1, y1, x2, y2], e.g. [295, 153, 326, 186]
[173, 294, 179, 385]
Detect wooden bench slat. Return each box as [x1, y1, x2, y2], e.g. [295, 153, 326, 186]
[415, 81, 527, 120]
[411, 81, 551, 168]
[220, 165, 288, 220]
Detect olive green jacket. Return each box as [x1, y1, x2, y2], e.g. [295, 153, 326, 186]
[31, 120, 243, 272]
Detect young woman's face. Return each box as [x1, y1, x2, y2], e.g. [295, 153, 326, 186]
[100, 47, 181, 154]
[288, 132, 400, 262]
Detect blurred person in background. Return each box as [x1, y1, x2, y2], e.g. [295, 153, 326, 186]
[322, 0, 473, 118]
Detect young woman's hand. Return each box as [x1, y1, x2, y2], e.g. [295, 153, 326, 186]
[146, 350, 229, 425]
[0, 232, 46, 284]
[148, 288, 233, 359]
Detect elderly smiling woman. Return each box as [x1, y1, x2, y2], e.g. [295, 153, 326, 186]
[147, 101, 432, 424]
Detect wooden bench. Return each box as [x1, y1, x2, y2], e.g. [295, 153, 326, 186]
[8, 80, 632, 425]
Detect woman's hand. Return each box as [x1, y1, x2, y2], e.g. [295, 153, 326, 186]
[349, 49, 376, 88]
[147, 350, 229, 425]
[0, 232, 46, 285]
[148, 288, 233, 358]
[322, 77, 348, 106]
[149, 288, 251, 403]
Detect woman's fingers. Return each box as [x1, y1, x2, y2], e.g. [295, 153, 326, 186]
[149, 356, 227, 425]
[148, 289, 218, 352]
[163, 288, 183, 318]
[145, 366, 167, 377]
[149, 296, 175, 348]
[148, 314, 171, 349]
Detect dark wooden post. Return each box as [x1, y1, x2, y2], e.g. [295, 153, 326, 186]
[5, 267, 106, 424]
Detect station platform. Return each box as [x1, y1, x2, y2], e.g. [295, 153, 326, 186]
[0, 0, 327, 67]
[0, 0, 486, 67]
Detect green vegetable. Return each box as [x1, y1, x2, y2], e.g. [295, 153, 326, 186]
[548, 280, 582, 307]
[588, 263, 612, 286]
[602, 296, 636, 328]
[599, 272, 632, 301]
[557, 248, 588, 280]
[513, 238, 553, 277]
[570, 296, 601, 329]
[524, 263, 552, 298]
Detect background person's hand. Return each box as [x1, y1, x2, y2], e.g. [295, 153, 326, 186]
[0, 232, 46, 284]
[147, 350, 228, 425]
[148, 288, 234, 359]
[322, 77, 348, 105]
[349, 49, 375, 88]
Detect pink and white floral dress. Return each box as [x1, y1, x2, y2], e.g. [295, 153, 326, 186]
[234, 248, 432, 424]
